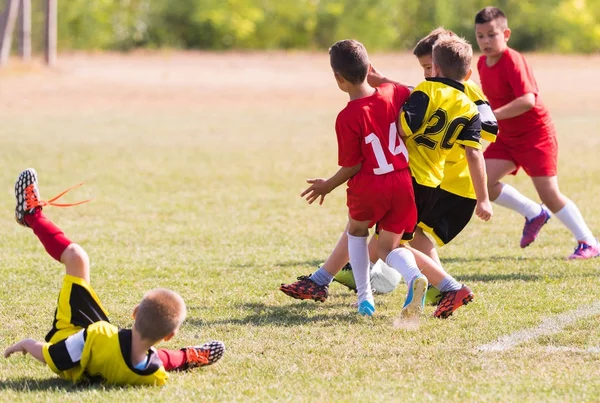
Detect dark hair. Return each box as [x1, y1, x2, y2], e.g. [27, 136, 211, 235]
[413, 27, 457, 57]
[432, 35, 472, 81]
[329, 39, 369, 84]
[475, 6, 507, 26]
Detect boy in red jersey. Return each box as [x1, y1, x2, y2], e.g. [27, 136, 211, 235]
[475, 7, 598, 259]
[4, 169, 225, 385]
[296, 39, 427, 318]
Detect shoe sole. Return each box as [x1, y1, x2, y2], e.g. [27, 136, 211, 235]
[400, 277, 428, 319]
[14, 168, 38, 226]
[436, 292, 474, 319]
[279, 286, 327, 303]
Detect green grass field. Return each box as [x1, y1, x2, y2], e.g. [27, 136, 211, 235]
[1, 52, 599, 401]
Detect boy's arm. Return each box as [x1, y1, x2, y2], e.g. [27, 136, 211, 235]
[493, 93, 536, 120]
[367, 65, 414, 91]
[4, 338, 47, 364]
[301, 163, 362, 205]
[464, 147, 493, 221]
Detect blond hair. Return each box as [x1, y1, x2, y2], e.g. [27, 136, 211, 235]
[134, 288, 187, 342]
[432, 35, 472, 81]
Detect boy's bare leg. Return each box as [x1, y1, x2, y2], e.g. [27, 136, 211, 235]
[60, 244, 90, 283]
[321, 224, 350, 277]
[409, 228, 442, 267]
[377, 231, 427, 319]
[485, 159, 518, 201]
[532, 175, 599, 258]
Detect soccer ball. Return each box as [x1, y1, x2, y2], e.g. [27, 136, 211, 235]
[333, 260, 401, 294]
[370, 259, 401, 294]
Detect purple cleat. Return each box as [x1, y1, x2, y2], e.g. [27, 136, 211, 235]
[520, 208, 551, 248]
[567, 242, 600, 260]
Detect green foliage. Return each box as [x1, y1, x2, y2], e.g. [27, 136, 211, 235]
[25, 0, 600, 52]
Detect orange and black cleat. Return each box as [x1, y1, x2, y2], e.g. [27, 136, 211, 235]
[181, 340, 225, 370]
[14, 168, 91, 227]
[433, 285, 474, 319]
[279, 275, 329, 302]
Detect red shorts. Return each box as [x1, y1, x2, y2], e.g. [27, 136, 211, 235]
[346, 168, 417, 235]
[483, 127, 558, 177]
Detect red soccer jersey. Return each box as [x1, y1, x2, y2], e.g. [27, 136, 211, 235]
[336, 83, 411, 176]
[477, 47, 552, 137]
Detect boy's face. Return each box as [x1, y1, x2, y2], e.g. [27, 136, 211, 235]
[475, 19, 510, 59]
[417, 55, 433, 78]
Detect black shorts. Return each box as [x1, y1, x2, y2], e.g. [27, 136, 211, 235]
[401, 178, 441, 241]
[418, 188, 476, 245]
[45, 275, 110, 343]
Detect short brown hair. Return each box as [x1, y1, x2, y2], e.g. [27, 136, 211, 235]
[413, 27, 457, 57]
[329, 39, 369, 85]
[432, 36, 472, 81]
[134, 288, 187, 342]
[475, 6, 507, 28]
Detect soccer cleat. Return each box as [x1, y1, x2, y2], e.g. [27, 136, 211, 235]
[14, 168, 92, 227]
[357, 300, 375, 317]
[399, 275, 428, 319]
[279, 275, 329, 302]
[520, 208, 551, 248]
[333, 262, 357, 292]
[181, 340, 225, 370]
[567, 241, 600, 260]
[15, 168, 41, 227]
[433, 285, 474, 319]
[425, 284, 443, 306]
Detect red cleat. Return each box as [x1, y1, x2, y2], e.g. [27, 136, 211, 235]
[433, 285, 474, 319]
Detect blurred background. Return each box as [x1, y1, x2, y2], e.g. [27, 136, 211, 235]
[2, 0, 600, 55]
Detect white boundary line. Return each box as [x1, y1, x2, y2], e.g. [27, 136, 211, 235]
[478, 302, 600, 352]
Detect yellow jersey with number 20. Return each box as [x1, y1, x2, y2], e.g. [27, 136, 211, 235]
[441, 80, 498, 199]
[400, 77, 482, 189]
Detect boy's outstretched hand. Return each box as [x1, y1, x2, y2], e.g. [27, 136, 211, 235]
[301, 178, 332, 205]
[5, 339, 31, 358]
[4, 338, 46, 363]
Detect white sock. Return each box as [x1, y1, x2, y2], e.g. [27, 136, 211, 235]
[385, 247, 421, 285]
[494, 184, 542, 220]
[348, 233, 373, 305]
[555, 200, 597, 245]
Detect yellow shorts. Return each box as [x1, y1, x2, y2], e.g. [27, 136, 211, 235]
[45, 275, 110, 344]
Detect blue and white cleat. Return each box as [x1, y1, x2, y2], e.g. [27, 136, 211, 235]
[400, 275, 428, 319]
[357, 300, 375, 317]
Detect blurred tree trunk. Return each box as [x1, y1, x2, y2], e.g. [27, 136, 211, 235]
[18, 0, 30, 60]
[44, 0, 55, 65]
[0, 0, 19, 66]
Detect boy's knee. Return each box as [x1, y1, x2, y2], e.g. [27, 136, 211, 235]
[61, 244, 89, 268]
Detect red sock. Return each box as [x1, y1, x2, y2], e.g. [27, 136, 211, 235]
[157, 348, 187, 371]
[24, 210, 72, 262]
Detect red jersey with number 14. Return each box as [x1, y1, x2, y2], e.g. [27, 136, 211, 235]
[336, 83, 411, 176]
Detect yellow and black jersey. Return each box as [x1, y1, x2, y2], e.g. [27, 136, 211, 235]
[43, 321, 168, 386]
[400, 77, 482, 188]
[441, 80, 498, 199]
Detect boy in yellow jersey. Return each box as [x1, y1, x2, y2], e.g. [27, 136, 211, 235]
[406, 28, 498, 265]
[4, 169, 224, 386]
